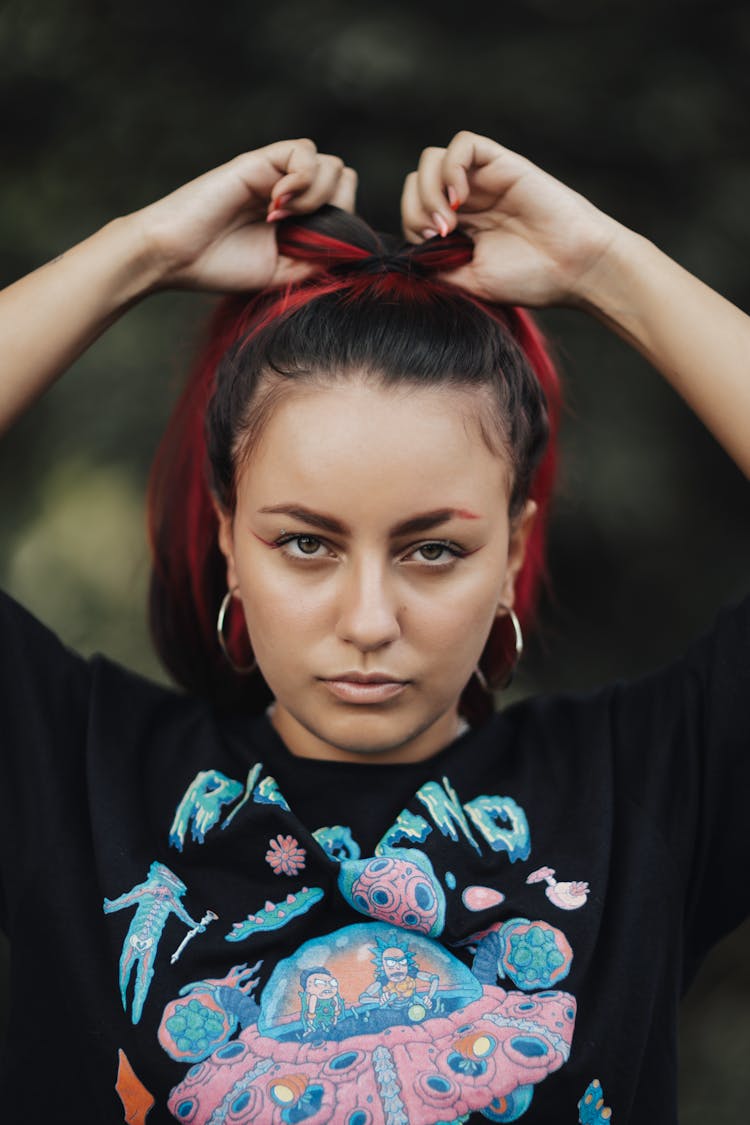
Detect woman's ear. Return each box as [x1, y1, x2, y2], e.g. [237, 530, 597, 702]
[499, 499, 538, 609]
[213, 499, 239, 593]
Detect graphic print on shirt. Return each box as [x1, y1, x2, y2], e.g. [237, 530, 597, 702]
[169, 766, 532, 867]
[338, 847, 447, 936]
[462, 885, 506, 911]
[300, 965, 346, 1035]
[103, 861, 215, 1024]
[166, 921, 576, 1124]
[461, 919, 573, 991]
[527, 866, 590, 911]
[578, 1078, 612, 1122]
[313, 824, 361, 861]
[225, 885, 325, 942]
[265, 833, 307, 875]
[377, 777, 531, 863]
[149, 766, 589, 1121]
[158, 961, 262, 1063]
[168, 763, 290, 853]
[169, 768, 245, 850]
[115, 1048, 154, 1124]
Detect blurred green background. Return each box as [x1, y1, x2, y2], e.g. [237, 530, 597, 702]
[1, 0, 749, 1116]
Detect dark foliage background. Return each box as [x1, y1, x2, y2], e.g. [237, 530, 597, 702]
[1, 0, 749, 1116]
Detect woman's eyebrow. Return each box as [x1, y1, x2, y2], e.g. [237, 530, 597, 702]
[256, 504, 480, 536]
[392, 509, 481, 535]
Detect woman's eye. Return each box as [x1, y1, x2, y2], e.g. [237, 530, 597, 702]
[273, 535, 464, 566]
[411, 541, 463, 565]
[278, 534, 329, 559]
[296, 536, 322, 555]
[419, 543, 448, 562]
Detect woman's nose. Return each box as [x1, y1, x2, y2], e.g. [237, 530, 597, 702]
[335, 559, 401, 652]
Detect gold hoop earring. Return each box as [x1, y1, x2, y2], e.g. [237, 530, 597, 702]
[475, 604, 524, 693]
[216, 588, 257, 676]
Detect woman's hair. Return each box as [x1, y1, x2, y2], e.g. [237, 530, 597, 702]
[147, 206, 561, 722]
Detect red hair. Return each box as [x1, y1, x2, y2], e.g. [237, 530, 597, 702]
[148, 207, 560, 722]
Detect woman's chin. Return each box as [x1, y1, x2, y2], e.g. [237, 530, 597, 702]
[272, 699, 458, 764]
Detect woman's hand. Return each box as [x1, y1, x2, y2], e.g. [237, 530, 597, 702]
[0, 139, 356, 432]
[135, 138, 357, 292]
[400, 131, 621, 307]
[403, 130, 750, 478]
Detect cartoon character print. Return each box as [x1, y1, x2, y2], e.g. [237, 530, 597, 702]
[103, 861, 215, 1024]
[300, 967, 346, 1038]
[359, 936, 439, 1016]
[105, 768, 596, 1122]
[166, 922, 576, 1123]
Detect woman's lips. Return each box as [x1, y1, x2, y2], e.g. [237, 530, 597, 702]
[320, 677, 408, 704]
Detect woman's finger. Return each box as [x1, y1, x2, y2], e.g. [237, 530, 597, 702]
[263, 137, 322, 207]
[400, 171, 437, 243]
[283, 153, 347, 212]
[225, 139, 319, 214]
[330, 165, 358, 214]
[415, 146, 456, 237]
[441, 131, 530, 207]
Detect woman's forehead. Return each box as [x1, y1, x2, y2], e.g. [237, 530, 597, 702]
[239, 382, 512, 515]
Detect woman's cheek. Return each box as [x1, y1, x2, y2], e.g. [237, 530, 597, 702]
[240, 567, 331, 660]
[423, 570, 501, 638]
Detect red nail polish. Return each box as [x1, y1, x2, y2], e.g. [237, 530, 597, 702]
[274, 192, 294, 208]
[266, 209, 292, 223]
[432, 211, 450, 238]
[447, 186, 460, 211]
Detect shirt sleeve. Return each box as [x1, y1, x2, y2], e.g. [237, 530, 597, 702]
[609, 593, 750, 975]
[0, 591, 92, 932]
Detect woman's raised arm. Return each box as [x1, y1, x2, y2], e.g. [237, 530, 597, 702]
[401, 131, 750, 479]
[0, 139, 356, 434]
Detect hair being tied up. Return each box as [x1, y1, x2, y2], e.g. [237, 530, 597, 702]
[148, 206, 561, 722]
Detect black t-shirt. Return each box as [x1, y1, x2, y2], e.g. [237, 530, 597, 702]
[1, 589, 749, 1123]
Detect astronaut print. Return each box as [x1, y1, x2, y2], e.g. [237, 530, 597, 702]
[101, 760, 604, 1122]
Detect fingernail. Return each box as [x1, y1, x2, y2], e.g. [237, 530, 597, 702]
[272, 192, 294, 209]
[447, 185, 460, 211]
[421, 227, 439, 240]
[432, 211, 450, 238]
[266, 209, 292, 222]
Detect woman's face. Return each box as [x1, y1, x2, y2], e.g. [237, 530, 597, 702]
[217, 379, 535, 764]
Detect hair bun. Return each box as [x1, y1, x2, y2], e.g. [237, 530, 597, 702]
[327, 250, 429, 279]
[276, 204, 474, 280]
[407, 227, 474, 276]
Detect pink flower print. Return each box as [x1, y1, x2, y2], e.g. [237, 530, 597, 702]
[265, 834, 306, 876]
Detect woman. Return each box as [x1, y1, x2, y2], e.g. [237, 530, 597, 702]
[1, 133, 748, 1123]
